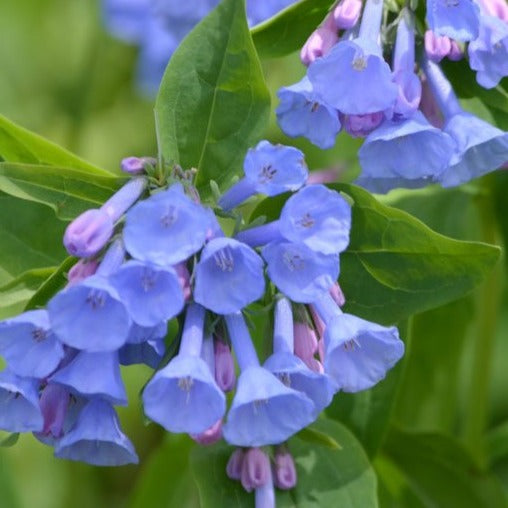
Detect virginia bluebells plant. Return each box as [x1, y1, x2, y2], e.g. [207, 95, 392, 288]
[276, 0, 508, 193]
[0, 138, 404, 503]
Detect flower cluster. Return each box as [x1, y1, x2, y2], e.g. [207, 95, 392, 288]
[102, 0, 298, 93]
[277, 0, 508, 192]
[0, 141, 404, 503]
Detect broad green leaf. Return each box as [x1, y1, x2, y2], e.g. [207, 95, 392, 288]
[0, 267, 56, 319]
[380, 428, 506, 508]
[0, 193, 67, 318]
[251, 0, 335, 58]
[326, 321, 407, 457]
[0, 193, 66, 285]
[0, 113, 111, 176]
[380, 184, 482, 242]
[129, 435, 199, 508]
[0, 433, 19, 448]
[24, 257, 76, 312]
[393, 298, 474, 434]
[0, 162, 124, 220]
[251, 183, 500, 324]
[191, 418, 378, 507]
[155, 0, 270, 199]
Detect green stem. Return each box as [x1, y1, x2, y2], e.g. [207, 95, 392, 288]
[463, 175, 503, 465]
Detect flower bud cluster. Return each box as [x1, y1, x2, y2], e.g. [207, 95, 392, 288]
[0, 140, 404, 502]
[277, 0, 508, 192]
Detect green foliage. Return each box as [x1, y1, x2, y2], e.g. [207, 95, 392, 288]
[129, 436, 199, 508]
[155, 0, 270, 200]
[251, 183, 500, 324]
[0, 162, 124, 220]
[0, 113, 110, 176]
[0, 194, 68, 318]
[251, 0, 335, 58]
[190, 418, 378, 507]
[378, 428, 506, 508]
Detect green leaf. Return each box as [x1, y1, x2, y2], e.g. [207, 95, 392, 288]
[379, 428, 506, 508]
[393, 297, 474, 434]
[155, 0, 270, 200]
[0, 162, 124, 220]
[0, 113, 111, 176]
[190, 418, 378, 507]
[0, 433, 19, 448]
[24, 257, 76, 311]
[128, 435, 199, 508]
[296, 425, 342, 450]
[251, 0, 335, 58]
[0, 193, 66, 285]
[251, 183, 500, 324]
[0, 267, 56, 319]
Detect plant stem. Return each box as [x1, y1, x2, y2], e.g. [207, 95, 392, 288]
[463, 175, 503, 465]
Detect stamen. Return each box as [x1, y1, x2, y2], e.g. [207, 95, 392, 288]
[259, 164, 277, 183]
[277, 372, 292, 387]
[141, 269, 156, 292]
[343, 338, 361, 351]
[160, 206, 177, 228]
[352, 56, 367, 71]
[86, 290, 106, 309]
[32, 328, 47, 342]
[296, 213, 315, 229]
[178, 376, 194, 404]
[214, 247, 235, 272]
[253, 399, 268, 414]
[283, 252, 305, 271]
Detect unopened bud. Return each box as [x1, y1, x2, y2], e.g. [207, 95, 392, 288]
[241, 448, 270, 492]
[333, 0, 362, 29]
[274, 450, 297, 490]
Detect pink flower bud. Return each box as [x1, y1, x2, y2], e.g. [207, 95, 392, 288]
[308, 305, 326, 339]
[329, 282, 346, 307]
[39, 384, 70, 438]
[226, 448, 245, 481]
[120, 156, 157, 174]
[241, 448, 271, 492]
[293, 322, 318, 360]
[214, 339, 236, 392]
[63, 209, 114, 258]
[479, 0, 508, 21]
[300, 26, 339, 66]
[304, 356, 325, 373]
[67, 259, 99, 287]
[173, 263, 192, 301]
[190, 419, 223, 445]
[419, 75, 444, 128]
[333, 0, 363, 29]
[341, 112, 385, 138]
[274, 450, 297, 490]
[424, 31, 452, 63]
[447, 41, 463, 61]
[306, 168, 341, 184]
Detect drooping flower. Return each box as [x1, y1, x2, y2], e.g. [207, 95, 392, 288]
[0, 309, 64, 379]
[313, 294, 404, 392]
[194, 237, 265, 314]
[308, 0, 398, 114]
[0, 370, 43, 433]
[425, 0, 480, 41]
[219, 141, 308, 211]
[142, 303, 226, 434]
[54, 398, 138, 466]
[123, 183, 212, 266]
[276, 77, 341, 150]
[222, 312, 315, 447]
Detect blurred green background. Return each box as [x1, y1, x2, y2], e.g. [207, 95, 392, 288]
[1, 1, 508, 507]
